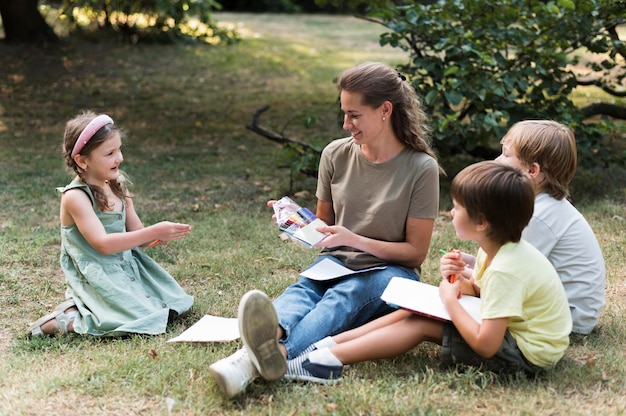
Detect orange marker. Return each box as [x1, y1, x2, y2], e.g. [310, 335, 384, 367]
[440, 249, 461, 298]
[439, 249, 460, 282]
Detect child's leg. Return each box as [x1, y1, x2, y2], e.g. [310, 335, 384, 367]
[333, 309, 413, 344]
[331, 314, 445, 365]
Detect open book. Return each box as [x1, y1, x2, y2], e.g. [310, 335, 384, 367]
[381, 277, 482, 323]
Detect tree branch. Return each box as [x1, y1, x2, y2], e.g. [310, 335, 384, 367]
[581, 103, 626, 120]
[246, 106, 320, 155]
[577, 78, 626, 97]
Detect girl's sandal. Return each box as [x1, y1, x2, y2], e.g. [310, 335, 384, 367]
[28, 299, 78, 337]
[53, 298, 76, 312]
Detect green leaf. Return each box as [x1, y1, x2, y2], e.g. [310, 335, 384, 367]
[444, 66, 460, 76]
[425, 90, 439, 106]
[557, 0, 576, 10]
[444, 90, 463, 106]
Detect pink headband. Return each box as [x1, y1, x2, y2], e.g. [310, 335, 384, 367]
[70, 114, 114, 158]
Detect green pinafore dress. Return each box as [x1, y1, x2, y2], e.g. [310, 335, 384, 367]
[58, 181, 194, 336]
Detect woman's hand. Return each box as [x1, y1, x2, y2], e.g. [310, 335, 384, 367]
[313, 224, 355, 248]
[267, 200, 277, 221]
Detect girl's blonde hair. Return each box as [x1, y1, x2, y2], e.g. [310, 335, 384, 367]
[63, 110, 130, 211]
[501, 120, 577, 200]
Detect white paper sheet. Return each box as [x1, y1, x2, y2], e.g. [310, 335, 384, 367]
[381, 277, 482, 323]
[300, 257, 386, 281]
[167, 314, 240, 343]
[292, 218, 329, 247]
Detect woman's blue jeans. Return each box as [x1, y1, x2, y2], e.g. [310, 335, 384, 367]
[273, 255, 419, 358]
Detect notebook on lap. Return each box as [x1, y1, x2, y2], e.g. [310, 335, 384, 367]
[381, 277, 482, 323]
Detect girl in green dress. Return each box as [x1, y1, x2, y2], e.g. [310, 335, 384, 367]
[29, 110, 193, 337]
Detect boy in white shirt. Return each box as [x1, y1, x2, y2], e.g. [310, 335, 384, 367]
[495, 120, 605, 335]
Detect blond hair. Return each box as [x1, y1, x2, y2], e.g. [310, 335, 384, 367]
[501, 120, 576, 200]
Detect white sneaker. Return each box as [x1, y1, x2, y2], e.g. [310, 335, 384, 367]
[238, 290, 287, 381]
[209, 348, 259, 398]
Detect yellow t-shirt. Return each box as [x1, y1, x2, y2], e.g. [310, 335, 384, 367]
[474, 240, 572, 368]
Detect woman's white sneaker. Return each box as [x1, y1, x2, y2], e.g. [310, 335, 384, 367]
[238, 290, 287, 381]
[209, 348, 259, 398]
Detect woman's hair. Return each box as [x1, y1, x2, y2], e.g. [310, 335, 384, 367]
[63, 110, 129, 211]
[337, 62, 443, 172]
[451, 161, 534, 245]
[500, 120, 577, 200]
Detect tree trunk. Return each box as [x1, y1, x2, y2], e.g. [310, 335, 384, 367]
[0, 0, 59, 43]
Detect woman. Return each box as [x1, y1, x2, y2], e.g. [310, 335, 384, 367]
[211, 62, 442, 398]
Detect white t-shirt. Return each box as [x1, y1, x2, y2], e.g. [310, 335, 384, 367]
[522, 193, 606, 334]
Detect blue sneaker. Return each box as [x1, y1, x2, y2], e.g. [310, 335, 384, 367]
[284, 346, 315, 379]
[284, 357, 343, 384]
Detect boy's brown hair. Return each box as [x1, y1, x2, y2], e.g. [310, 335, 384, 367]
[500, 120, 576, 200]
[452, 161, 535, 245]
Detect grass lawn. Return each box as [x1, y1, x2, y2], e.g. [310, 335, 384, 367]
[1, 12, 625, 416]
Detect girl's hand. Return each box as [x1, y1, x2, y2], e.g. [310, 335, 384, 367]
[439, 250, 465, 282]
[154, 221, 191, 242]
[313, 224, 354, 248]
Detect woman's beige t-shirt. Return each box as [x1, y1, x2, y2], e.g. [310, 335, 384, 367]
[316, 137, 440, 270]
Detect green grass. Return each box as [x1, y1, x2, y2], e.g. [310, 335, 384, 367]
[1, 12, 625, 415]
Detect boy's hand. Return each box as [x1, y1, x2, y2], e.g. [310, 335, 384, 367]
[439, 277, 462, 302]
[439, 249, 465, 282]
